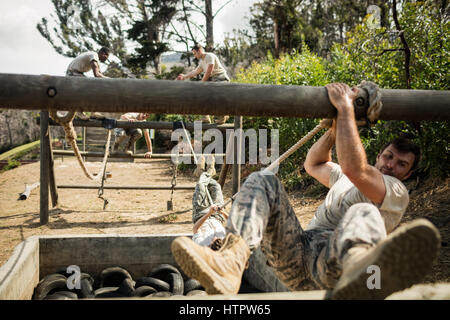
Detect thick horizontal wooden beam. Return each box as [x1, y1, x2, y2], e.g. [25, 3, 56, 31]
[1, 73, 449, 120]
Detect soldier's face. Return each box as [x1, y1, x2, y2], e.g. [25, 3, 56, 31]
[375, 145, 415, 181]
[99, 52, 109, 62]
[192, 49, 201, 59]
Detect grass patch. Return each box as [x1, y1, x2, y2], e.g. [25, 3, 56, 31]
[0, 140, 41, 161]
[1, 159, 20, 172]
[158, 213, 178, 223]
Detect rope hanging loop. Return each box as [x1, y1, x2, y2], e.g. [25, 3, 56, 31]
[355, 80, 383, 126]
[49, 110, 112, 181]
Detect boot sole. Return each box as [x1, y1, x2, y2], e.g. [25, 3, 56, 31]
[330, 219, 441, 300]
[171, 237, 234, 295]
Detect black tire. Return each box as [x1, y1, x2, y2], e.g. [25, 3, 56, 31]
[117, 278, 135, 297]
[44, 291, 78, 300]
[133, 286, 157, 297]
[96, 267, 132, 288]
[94, 286, 119, 298]
[77, 278, 95, 299]
[135, 277, 170, 292]
[167, 272, 184, 295]
[95, 291, 125, 298]
[33, 273, 68, 300]
[186, 290, 207, 296]
[183, 278, 203, 294]
[80, 273, 95, 285]
[148, 264, 181, 280]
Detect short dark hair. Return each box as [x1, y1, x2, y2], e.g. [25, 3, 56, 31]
[191, 43, 203, 52]
[99, 47, 111, 55]
[380, 137, 421, 171]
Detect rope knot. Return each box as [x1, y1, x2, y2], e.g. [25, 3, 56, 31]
[356, 80, 383, 126]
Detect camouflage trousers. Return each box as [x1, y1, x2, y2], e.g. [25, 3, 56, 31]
[208, 73, 230, 82]
[191, 172, 288, 292]
[192, 172, 225, 224]
[114, 128, 143, 148]
[226, 171, 387, 290]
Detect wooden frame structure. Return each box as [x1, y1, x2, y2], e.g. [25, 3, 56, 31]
[39, 114, 239, 224]
[1, 73, 448, 224]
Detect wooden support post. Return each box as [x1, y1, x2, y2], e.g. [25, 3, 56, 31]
[232, 116, 243, 196]
[39, 111, 49, 224]
[47, 130, 58, 207]
[218, 133, 233, 189]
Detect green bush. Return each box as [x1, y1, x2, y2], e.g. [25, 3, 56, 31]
[326, 1, 449, 177]
[235, 2, 449, 186]
[234, 48, 330, 187]
[2, 159, 20, 172]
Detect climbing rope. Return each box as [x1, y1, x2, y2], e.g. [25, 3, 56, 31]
[263, 118, 333, 173]
[179, 121, 216, 207]
[49, 111, 112, 181]
[167, 147, 179, 210]
[98, 155, 110, 210]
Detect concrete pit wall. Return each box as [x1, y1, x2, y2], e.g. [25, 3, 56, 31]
[0, 234, 190, 300]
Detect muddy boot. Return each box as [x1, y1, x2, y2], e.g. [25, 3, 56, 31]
[206, 155, 216, 176]
[330, 218, 441, 300]
[124, 141, 134, 155]
[171, 233, 250, 295]
[194, 155, 206, 177]
[214, 115, 229, 124]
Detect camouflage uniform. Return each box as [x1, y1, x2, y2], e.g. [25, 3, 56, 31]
[226, 171, 389, 290]
[192, 172, 225, 224]
[192, 172, 288, 292]
[206, 73, 230, 123]
[208, 73, 230, 82]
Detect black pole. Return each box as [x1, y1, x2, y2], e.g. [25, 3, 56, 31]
[39, 111, 49, 224]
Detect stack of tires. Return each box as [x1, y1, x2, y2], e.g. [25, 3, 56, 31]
[32, 264, 206, 299]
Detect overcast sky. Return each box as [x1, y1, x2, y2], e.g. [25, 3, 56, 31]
[0, 0, 255, 76]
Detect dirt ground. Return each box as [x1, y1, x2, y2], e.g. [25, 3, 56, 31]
[0, 156, 448, 289]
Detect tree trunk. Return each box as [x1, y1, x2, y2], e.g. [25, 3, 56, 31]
[205, 0, 214, 50]
[273, 19, 280, 58]
[392, 0, 411, 89]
